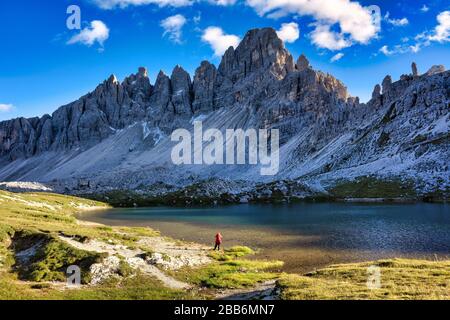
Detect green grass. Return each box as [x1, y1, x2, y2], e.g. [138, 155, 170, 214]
[0, 190, 284, 299]
[208, 246, 256, 261]
[0, 271, 202, 300]
[0, 190, 199, 300]
[1, 190, 449, 300]
[171, 247, 284, 289]
[277, 258, 450, 300]
[329, 177, 417, 199]
[12, 232, 106, 284]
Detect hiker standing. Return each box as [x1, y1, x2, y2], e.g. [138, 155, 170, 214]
[214, 232, 223, 251]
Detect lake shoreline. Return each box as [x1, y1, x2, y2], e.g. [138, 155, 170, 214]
[77, 202, 450, 274]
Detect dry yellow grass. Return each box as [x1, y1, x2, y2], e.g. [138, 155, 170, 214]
[278, 259, 450, 300]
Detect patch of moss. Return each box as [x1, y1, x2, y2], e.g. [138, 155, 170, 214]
[412, 134, 427, 144]
[172, 246, 282, 290]
[329, 176, 417, 199]
[0, 272, 203, 300]
[117, 259, 134, 278]
[209, 246, 255, 261]
[377, 132, 390, 147]
[173, 259, 283, 289]
[12, 232, 106, 284]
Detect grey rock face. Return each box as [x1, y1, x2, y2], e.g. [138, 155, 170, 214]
[412, 62, 419, 77]
[0, 28, 448, 197]
[170, 65, 193, 116]
[296, 54, 310, 71]
[425, 65, 446, 76]
[149, 71, 172, 113]
[214, 28, 295, 109]
[372, 84, 381, 100]
[382, 75, 392, 94]
[122, 67, 153, 104]
[192, 61, 217, 113]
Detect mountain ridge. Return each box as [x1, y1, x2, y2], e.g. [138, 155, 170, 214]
[0, 27, 448, 202]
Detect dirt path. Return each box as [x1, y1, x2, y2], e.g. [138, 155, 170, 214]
[215, 280, 279, 300]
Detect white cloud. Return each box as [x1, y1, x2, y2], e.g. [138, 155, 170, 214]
[379, 43, 416, 56]
[246, 0, 380, 49]
[379, 45, 393, 56]
[209, 0, 237, 5]
[67, 20, 109, 47]
[409, 44, 421, 53]
[276, 22, 300, 43]
[420, 5, 429, 13]
[428, 11, 450, 42]
[0, 104, 14, 113]
[310, 23, 352, 50]
[160, 14, 187, 44]
[387, 17, 409, 27]
[201, 26, 241, 56]
[378, 11, 450, 57]
[193, 12, 201, 24]
[330, 52, 344, 62]
[92, 0, 193, 9]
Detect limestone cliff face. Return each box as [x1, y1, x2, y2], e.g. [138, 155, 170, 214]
[0, 27, 448, 195]
[193, 61, 217, 113]
[214, 28, 295, 110]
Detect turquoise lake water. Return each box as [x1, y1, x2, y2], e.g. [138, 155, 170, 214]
[79, 203, 450, 272]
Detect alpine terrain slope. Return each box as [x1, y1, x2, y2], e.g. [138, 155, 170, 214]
[0, 28, 449, 204]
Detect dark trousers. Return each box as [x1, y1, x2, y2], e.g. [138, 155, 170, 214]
[214, 243, 221, 251]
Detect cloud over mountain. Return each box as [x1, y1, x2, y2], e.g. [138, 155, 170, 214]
[161, 14, 187, 43]
[201, 26, 241, 56]
[246, 0, 380, 49]
[67, 20, 110, 47]
[276, 22, 300, 43]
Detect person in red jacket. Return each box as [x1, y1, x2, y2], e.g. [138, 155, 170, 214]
[214, 232, 223, 251]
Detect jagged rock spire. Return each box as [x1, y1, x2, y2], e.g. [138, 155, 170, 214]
[382, 75, 392, 94]
[372, 84, 381, 99]
[170, 65, 193, 115]
[412, 62, 419, 77]
[193, 61, 217, 113]
[122, 67, 153, 103]
[218, 27, 294, 80]
[296, 54, 310, 71]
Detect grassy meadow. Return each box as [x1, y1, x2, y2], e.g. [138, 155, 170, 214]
[0, 190, 448, 300]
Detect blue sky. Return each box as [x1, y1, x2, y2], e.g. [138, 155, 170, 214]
[0, 0, 449, 120]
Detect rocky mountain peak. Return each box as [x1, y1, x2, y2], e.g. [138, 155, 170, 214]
[1, 28, 448, 198]
[138, 66, 148, 78]
[149, 70, 171, 115]
[218, 27, 294, 81]
[372, 84, 382, 100]
[170, 65, 193, 115]
[382, 75, 392, 94]
[213, 27, 295, 109]
[157, 70, 168, 78]
[412, 62, 419, 77]
[122, 67, 153, 104]
[107, 74, 119, 85]
[296, 54, 310, 71]
[193, 61, 217, 113]
[426, 65, 446, 76]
